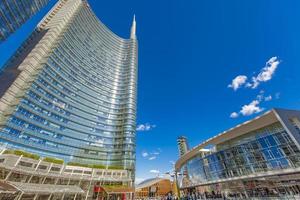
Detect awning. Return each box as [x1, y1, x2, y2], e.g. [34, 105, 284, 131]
[8, 182, 84, 194]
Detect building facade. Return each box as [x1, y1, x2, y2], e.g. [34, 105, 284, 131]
[0, 0, 138, 198]
[0, 0, 50, 41]
[175, 109, 300, 199]
[135, 178, 174, 199]
[0, 151, 134, 200]
[177, 136, 189, 157]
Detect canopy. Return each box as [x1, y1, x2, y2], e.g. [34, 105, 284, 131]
[8, 181, 84, 194]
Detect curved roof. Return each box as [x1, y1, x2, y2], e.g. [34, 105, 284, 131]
[136, 178, 169, 189]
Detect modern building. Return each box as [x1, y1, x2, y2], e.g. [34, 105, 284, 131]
[135, 178, 174, 199]
[0, 0, 138, 199]
[0, 0, 50, 41]
[175, 108, 300, 199]
[177, 136, 189, 157]
[0, 150, 134, 200]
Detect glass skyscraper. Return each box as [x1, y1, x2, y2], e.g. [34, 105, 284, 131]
[0, 0, 50, 41]
[0, 0, 138, 181]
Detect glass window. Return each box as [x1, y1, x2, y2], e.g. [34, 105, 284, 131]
[258, 138, 268, 148]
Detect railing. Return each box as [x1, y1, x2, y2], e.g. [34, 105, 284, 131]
[0, 153, 131, 182]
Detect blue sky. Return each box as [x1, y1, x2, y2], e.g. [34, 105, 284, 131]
[1, 0, 300, 183]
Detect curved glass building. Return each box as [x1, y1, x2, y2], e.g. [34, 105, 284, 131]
[0, 0, 138, 178]
[176, 109, 300, 198]
[0, 0, 50, 41]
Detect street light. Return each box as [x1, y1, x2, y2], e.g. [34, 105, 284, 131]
[165, 170, 182, 198]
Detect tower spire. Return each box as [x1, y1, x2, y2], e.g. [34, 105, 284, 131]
[130, 14, 136, 39]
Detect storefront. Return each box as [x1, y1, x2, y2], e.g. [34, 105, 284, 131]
[93, 185, 134, 200]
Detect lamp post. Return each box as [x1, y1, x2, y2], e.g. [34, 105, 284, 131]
[165, 171, 182, 199]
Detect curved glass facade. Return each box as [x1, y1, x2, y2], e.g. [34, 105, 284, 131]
[0, 0, 50, 41]
[0, 0, 138, 176]
[176, 109, 300, 197]
[178, 122, 300, 187]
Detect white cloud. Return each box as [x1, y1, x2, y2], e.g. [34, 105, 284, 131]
[249, 57, 280, 89]
[142, 152, 148, 157]
[256, 94, 264, 101]
[136, 123, 156, 131]
[240, 100, 263, 116]
[142, 148, 162, 160]
[152, 151, 160, 155]
[228, 57, 280, 91]
[256, 91, 274, 102]
[228, 75, 248, 91]
[264, 95, 272, 101]
[150, 169, 160, 174]
[230, 90, 279, 118]
[230, 112, 239, 118]
[148, 156, 156, 160]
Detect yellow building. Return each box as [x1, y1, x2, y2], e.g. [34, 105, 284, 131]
[135, 178, 173, 199]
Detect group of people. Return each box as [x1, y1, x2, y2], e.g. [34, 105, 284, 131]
[181, 191, 226, 200]
[135, 193, 179, 200]
[179, 188, 300, 199]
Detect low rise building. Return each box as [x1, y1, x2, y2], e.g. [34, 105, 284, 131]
[175, 108, 300, 199]
[135, 178, 173, 199]
[0, 149, 133, 200]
